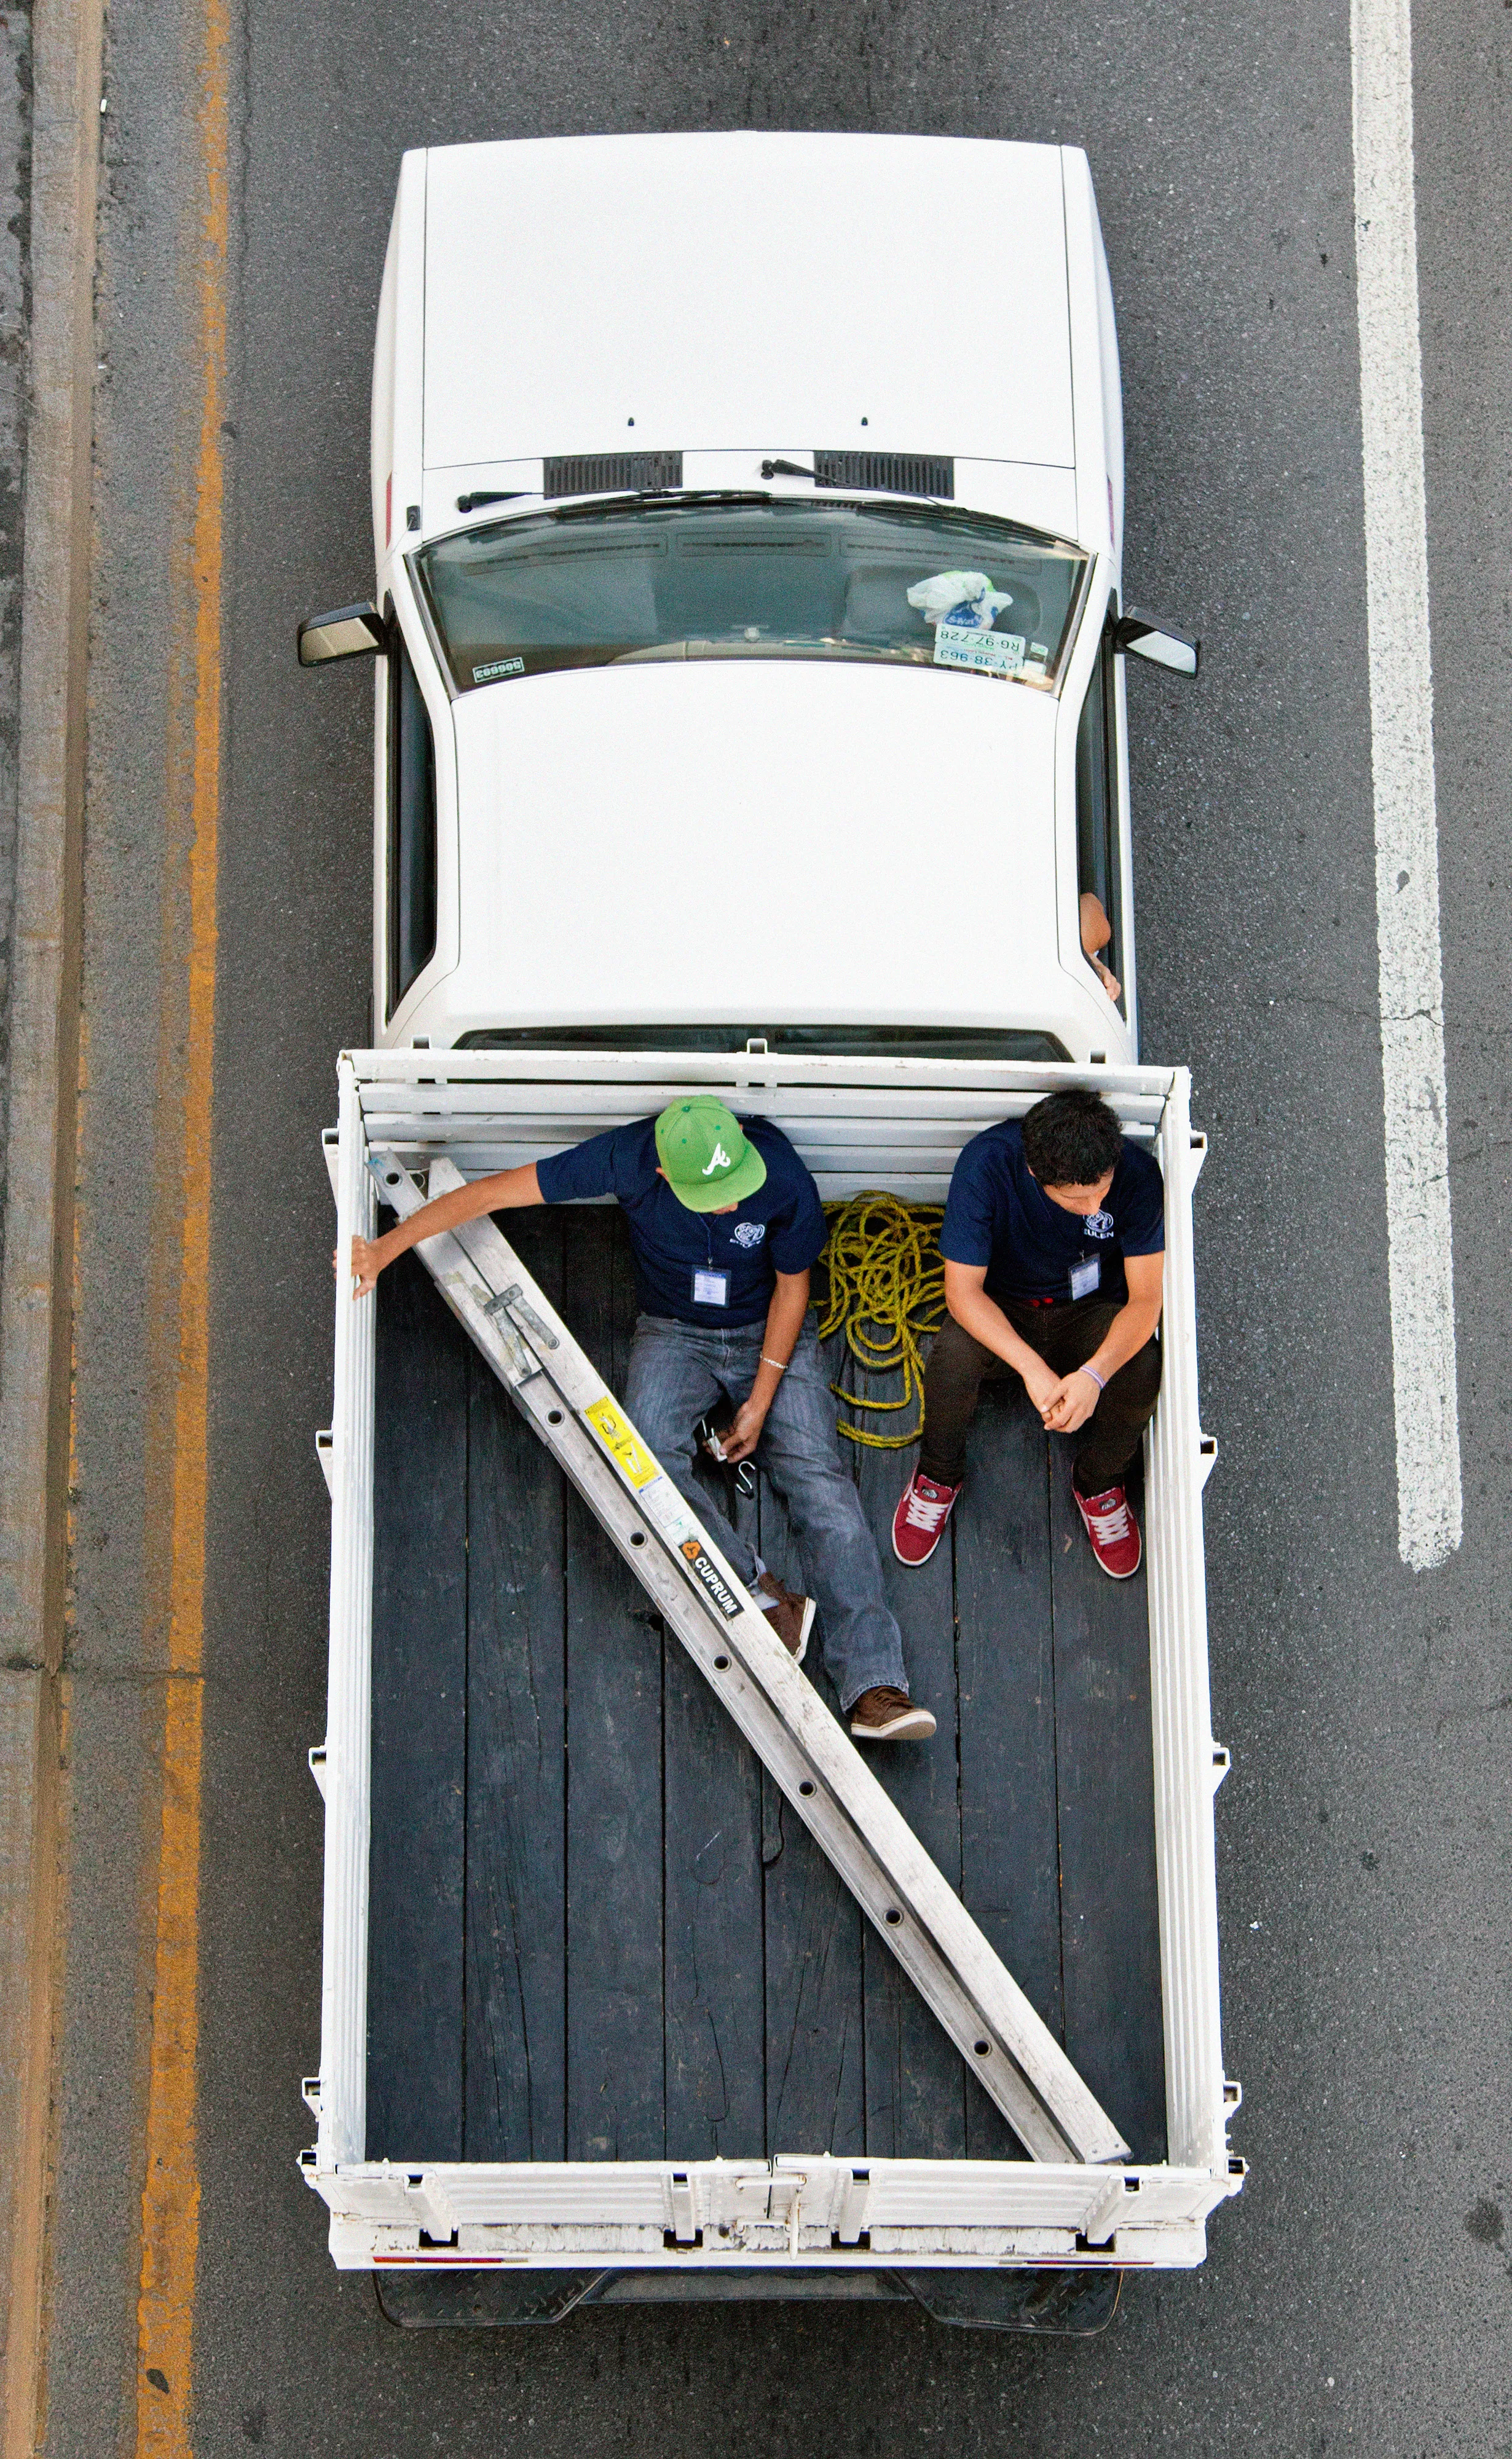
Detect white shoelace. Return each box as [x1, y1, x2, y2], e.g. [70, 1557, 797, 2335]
[904, 1482, 954, 1531]
[1084, 1492, 1132, 1543]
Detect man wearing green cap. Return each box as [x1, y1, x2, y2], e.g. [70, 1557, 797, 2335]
[348, 1096, 934, 1741]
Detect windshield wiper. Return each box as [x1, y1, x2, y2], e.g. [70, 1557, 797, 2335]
[457, 489, 526, 513]
[553, 488, 774, 514]
[544, 485, 770, 513]
[758, 457, 951, 503]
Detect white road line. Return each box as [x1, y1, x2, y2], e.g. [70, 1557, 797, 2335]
[1351, 0, 1462, 1571]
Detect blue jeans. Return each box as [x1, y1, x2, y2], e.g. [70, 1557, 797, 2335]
[624, 1314, 908, 1712]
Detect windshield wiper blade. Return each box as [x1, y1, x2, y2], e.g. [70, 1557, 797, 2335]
[557, 488, 774, 511]
[620, 486, 779, 504]
[758, 457, 952, 503]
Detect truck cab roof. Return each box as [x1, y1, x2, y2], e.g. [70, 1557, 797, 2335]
[442, 655, 1070, 1044]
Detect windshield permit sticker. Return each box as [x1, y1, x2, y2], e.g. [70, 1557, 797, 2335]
[473, 656, 525, 683]
[933, 622, 1027, 676]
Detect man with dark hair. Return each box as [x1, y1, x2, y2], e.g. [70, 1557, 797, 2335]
[892, 1089, 1164, 1578]
[350, 1095, 935, 1742]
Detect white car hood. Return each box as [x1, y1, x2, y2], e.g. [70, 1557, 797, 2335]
[422, 134, 1075, 473]
[446, 660, 1065, 1033]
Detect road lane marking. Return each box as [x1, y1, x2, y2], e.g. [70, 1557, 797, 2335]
[0, 0, 105, 2442]
[1351, 0, 1462, 1571]
[135, 0, 227, 2446]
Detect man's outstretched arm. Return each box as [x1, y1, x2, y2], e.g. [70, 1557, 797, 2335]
[345, 1161, 543, 1297]
[722, 1269, 811, 1462]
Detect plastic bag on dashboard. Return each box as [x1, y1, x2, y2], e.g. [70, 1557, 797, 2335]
[906, 570, 1015, 631]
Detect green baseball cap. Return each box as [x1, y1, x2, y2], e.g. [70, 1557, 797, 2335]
[654, 1097, 768, 1212]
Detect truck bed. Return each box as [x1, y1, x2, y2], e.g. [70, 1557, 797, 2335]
[365, 1207, 1167, 2171]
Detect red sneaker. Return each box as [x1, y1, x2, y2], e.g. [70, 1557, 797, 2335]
[1073, 1481, 1142, 1579]
[892, 1471, 961, 1566]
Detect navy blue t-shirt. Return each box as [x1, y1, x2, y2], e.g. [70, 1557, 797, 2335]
[535, 1115, 828, 1327]
[940, 1119, 1164, 1306]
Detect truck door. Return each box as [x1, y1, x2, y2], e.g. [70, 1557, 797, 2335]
[1074, 596, 1124, 1014]
[384, 599, 438, 1023]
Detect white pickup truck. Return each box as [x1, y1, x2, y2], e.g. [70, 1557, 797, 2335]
[301, 133, 1243, 2332]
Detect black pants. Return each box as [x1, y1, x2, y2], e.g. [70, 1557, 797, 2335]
[918, 1296, 1162, 1493]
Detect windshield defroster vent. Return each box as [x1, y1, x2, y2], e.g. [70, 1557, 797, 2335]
[814, 451, 953, 500]
[543, 452, 683, 498]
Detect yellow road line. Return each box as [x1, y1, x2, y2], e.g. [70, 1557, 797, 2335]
[135, 0, 228, 2447]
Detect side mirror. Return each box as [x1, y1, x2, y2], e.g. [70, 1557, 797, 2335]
[1113, 607, 1200, 677]
[297, 602, 388, 666]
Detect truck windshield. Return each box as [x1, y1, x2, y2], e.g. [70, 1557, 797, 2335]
[413, 497, 1090, 695]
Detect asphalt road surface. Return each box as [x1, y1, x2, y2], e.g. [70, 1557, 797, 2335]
[38, 1, 1512, 2453]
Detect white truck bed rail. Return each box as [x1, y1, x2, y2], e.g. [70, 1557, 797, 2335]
[307, 1049, 1244, 2270]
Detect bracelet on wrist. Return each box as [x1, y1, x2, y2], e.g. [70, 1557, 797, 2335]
[760, 1354, 788, 1372]
[1078, 1363, 1106, 1391]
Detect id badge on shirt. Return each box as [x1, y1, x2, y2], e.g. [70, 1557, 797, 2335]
[1069, 1255, 1101, 1301]
[693, 1267, 730, 1308]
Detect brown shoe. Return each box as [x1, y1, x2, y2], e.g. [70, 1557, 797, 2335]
[849, 1685, 936, 1742]
[757, 1572, 815, 1664]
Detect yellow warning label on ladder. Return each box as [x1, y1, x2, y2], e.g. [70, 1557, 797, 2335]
[584, 1395, 661, 1490]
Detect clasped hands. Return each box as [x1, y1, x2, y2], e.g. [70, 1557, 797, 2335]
[1021, 1354, 1102, 1435]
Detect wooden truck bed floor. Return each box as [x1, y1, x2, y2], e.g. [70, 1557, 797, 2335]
[366, 1209, 1168, 2169]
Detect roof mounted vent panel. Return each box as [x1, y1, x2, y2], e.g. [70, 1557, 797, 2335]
[813, 451, 954, 500]
[543, 452, 683, 498]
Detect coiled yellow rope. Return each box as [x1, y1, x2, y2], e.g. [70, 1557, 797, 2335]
[814, 1193, 947, 1449]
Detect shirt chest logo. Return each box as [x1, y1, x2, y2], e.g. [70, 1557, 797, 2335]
[731, 1220, 766, 1249]
[1085, 1210, 1115, 1241]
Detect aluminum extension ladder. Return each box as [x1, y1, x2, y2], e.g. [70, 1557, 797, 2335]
[372, 1151, 1129, 2167]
